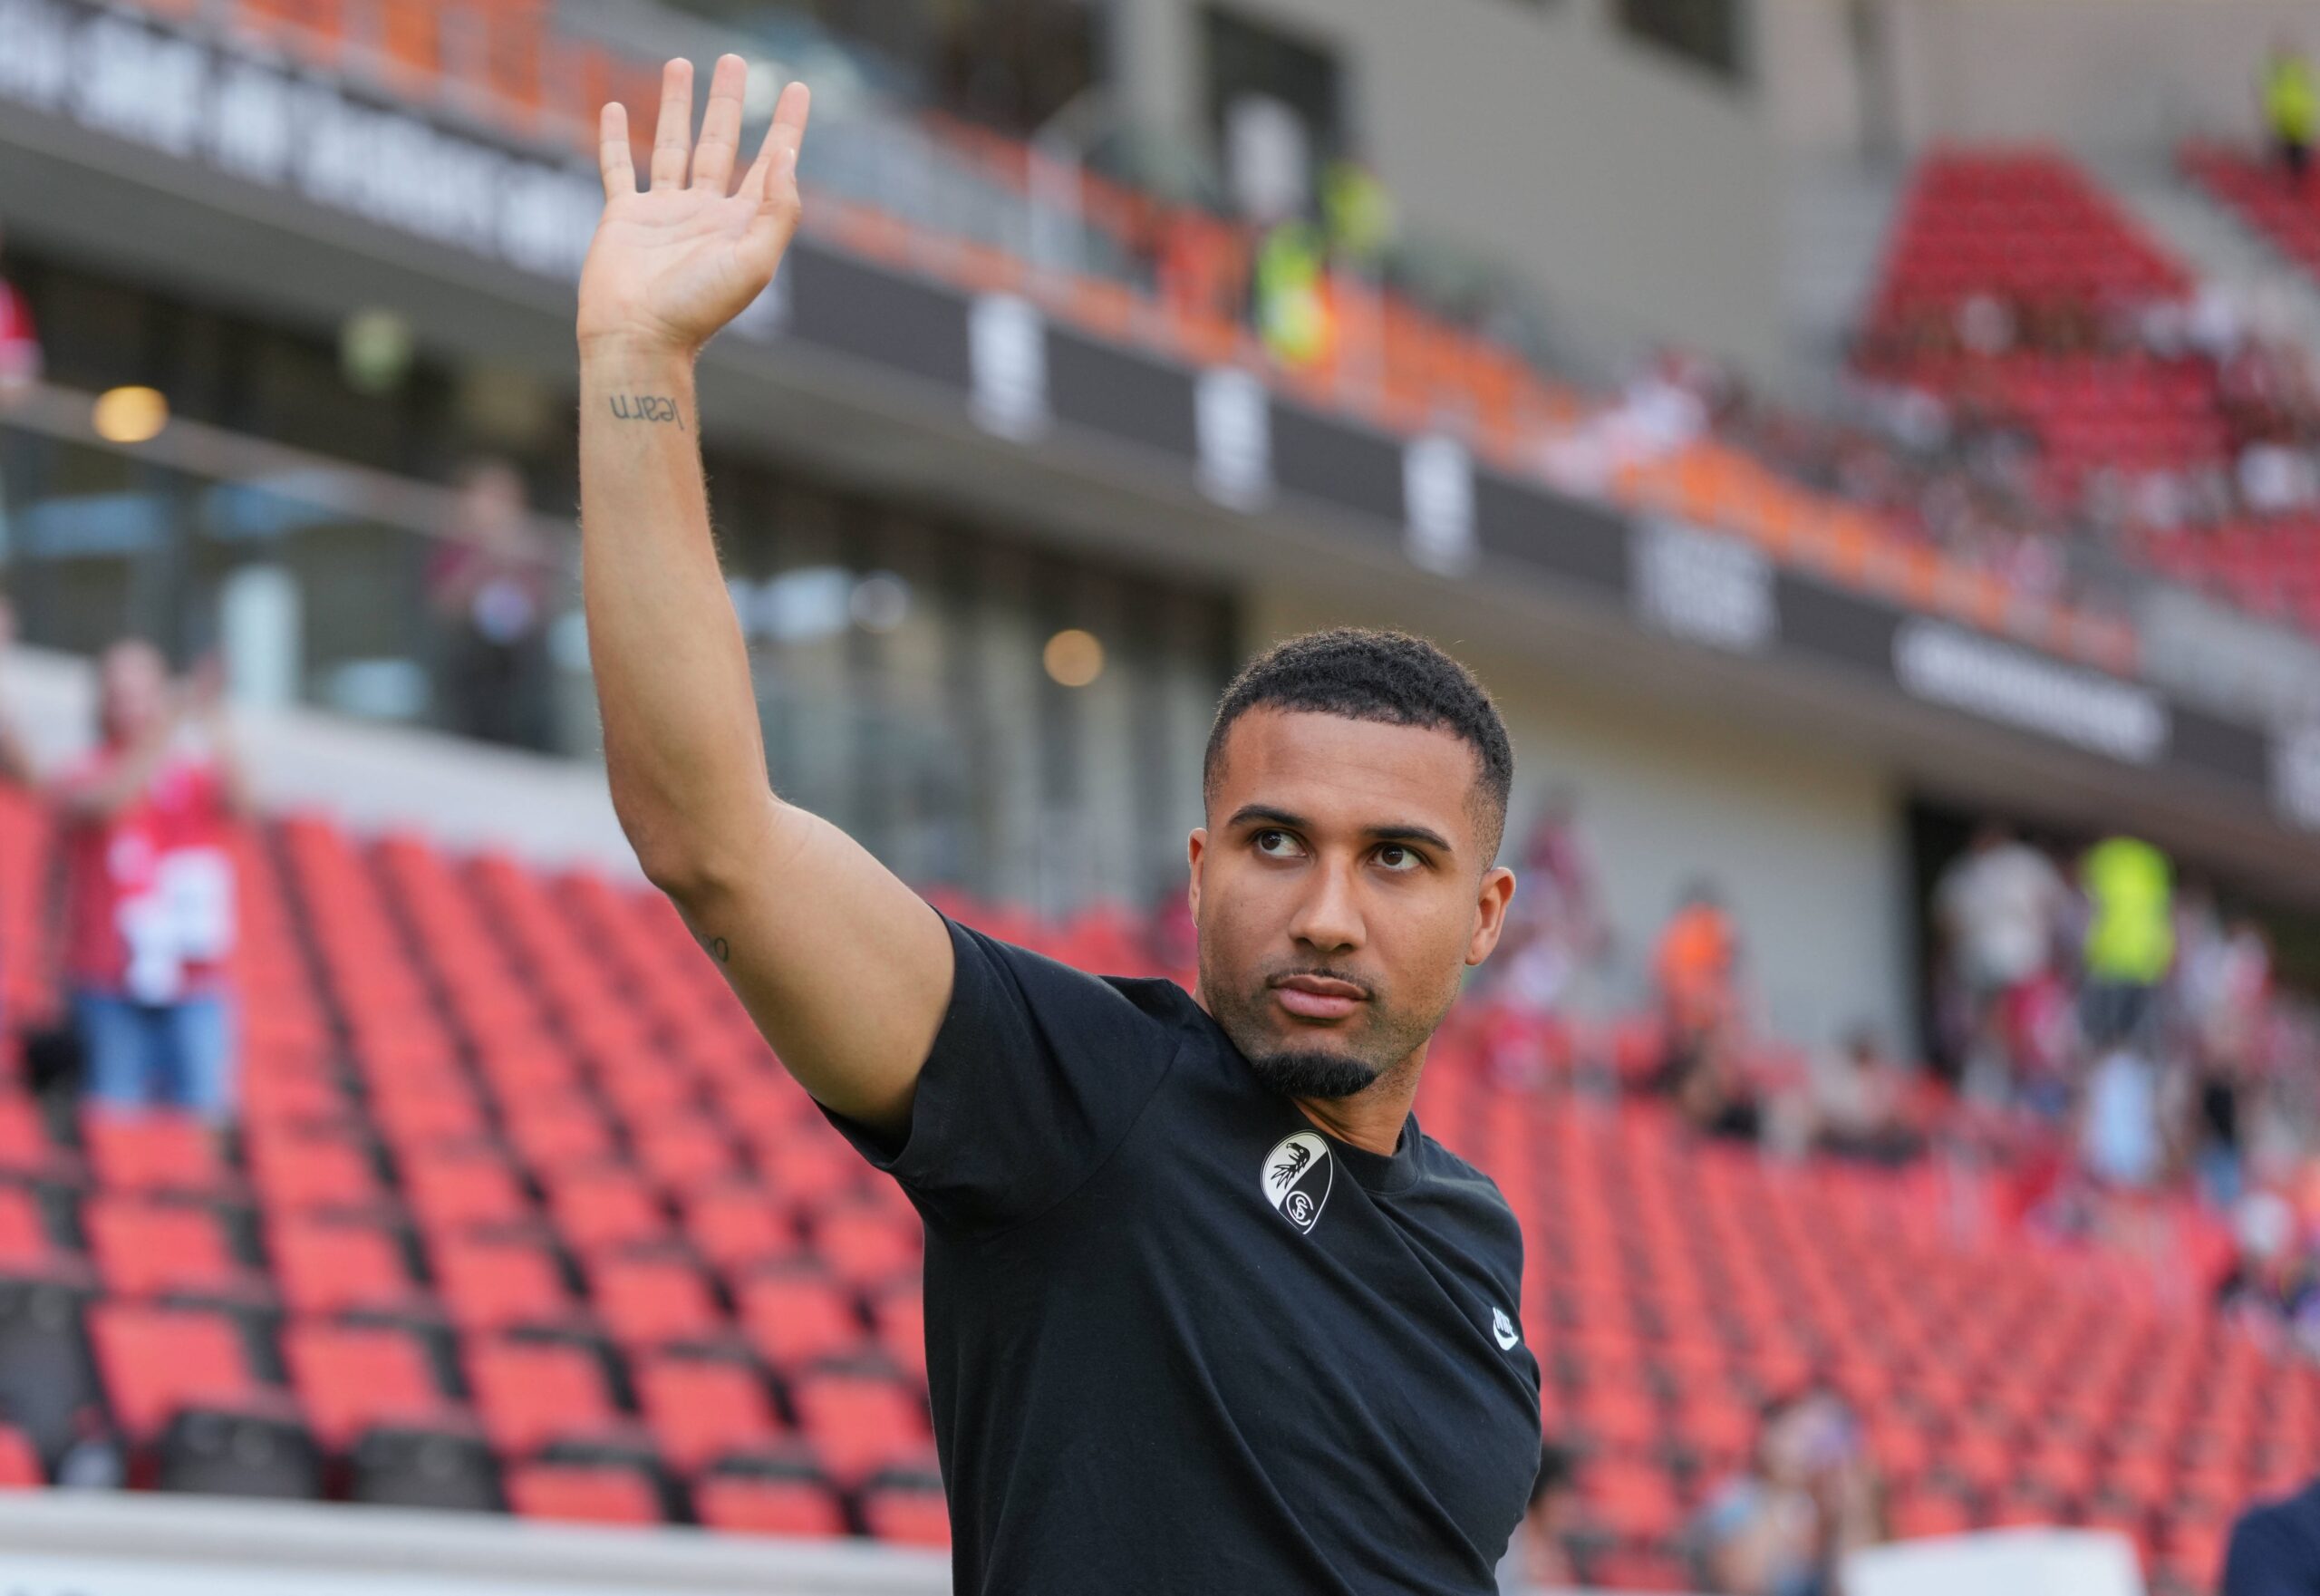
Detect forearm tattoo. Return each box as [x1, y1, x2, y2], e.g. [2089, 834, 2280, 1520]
[607, 393, 685, 430]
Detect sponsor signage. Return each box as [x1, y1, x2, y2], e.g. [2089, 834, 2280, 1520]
[0, 0, 601, 281]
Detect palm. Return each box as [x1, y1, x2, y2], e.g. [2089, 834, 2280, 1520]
[579, 58, 809, 352]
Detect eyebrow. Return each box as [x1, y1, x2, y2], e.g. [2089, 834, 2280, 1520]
[1226, 804, 1457, 856]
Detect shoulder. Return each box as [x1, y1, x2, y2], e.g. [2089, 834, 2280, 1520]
[945, 918, 1195, 1052]
[1410, 1129, 1524, 1253]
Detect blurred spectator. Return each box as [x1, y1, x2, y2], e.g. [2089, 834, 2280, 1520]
[1252, 218, 1331, 368]
[1935, 823, 2068, 1098]
[1653, 882, 1758, 1140]
[1695, 1390, 1882, 1596]
[1320, 158, 1395, 272]
[428, 459, 556, 750]
[55, 643, 249, 1119]
[1498, 1441, 1580, 1593]
[1656, 879, 1738, 1044]
[53, 1405, 123, 1490]
[2223, 1472, 2320, 1595]
[1492, 789, 1605, 1017]
[2264, 39, 2319, 186]
[1810, 1025, 1921, 1166]
[0, 215, 39, 405]
[2079, 835, 2174, 1049]
[2217, 1189, 2315, 1343]
[2080, 1038, 2165, 1189]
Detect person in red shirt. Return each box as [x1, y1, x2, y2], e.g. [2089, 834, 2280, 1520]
[56, 642, 251, 1117]
[0, 214, 41, 403]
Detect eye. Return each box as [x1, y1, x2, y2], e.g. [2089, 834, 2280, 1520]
[1375, 844, 1423, 872]
[1253, 828, 1304, 857]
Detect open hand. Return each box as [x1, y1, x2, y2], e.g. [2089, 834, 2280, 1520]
[577, 55, 810, 355]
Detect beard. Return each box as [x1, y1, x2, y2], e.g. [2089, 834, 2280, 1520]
[1242, 1047, 1384, 1101]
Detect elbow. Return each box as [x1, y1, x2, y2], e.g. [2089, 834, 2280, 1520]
[620, 805, 759, 910]
[610, 769, 782, 907]
[624, 817, 721, 905]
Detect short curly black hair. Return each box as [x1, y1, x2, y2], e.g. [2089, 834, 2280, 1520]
[1204, 627, 1513, 862]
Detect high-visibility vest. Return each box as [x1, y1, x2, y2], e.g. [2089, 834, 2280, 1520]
[2082, 836, 2173, 984]
[1254, 221, 1332, 366]
[2267, 55, 2319, 143]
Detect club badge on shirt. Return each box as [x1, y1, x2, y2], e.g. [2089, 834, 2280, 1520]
[1262, 1131, 1333, 1235]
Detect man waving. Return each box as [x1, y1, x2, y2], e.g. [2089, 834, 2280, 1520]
[578, 56, 1541, 1593]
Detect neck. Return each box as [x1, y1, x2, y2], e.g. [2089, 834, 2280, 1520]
[1293, 1044, 1426, 1156]
[1190, 980, 1428, 1156]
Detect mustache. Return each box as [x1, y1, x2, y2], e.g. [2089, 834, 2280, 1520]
[1262, 966, 1378, 1000]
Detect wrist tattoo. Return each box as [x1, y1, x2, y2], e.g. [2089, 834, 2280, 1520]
[693, 929, 730, 963]
[608, 393, 685, 430]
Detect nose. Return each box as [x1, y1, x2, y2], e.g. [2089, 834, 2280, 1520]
[1286, 856, 1365, 956]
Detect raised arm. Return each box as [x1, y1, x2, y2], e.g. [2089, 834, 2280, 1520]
[578, 55, 952, 1135]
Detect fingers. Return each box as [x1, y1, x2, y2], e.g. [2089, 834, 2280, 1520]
[649, 58, 693, 191]
[597, 102, 635, 199]
[691, 53, 748, 194]
[739, 82, 810, 282]
[742, 80, 812, 205]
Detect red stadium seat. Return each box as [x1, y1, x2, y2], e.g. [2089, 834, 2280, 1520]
[0, 1423, 41, 1486]
[737, 1270, 867, 1371]
[808, 1204, 920, 1293]
[633, 1354, 787, 1474]
[0, 1184, 68, 1279]
[86, 1195, 267, 1301]
[692, 1472, 847, 1537]
[787, 1367, 933, 1485]
[400, 1146, 531, 1235]
[859, 1473, 951, 1548]
[633, 1117, 740, 1195]
[464, 1338, 624, 1457]
[430, 1234, 575, 1334]
[82, 1111, 230, 1196]
[0, 1096, 64, 1181]
[682, 1185, 802, 1275]
[586, 1253, 724, 1349]
[246, 1125, 384, 1215]
[504, 1098, 615, 1175]
[505, 1461, 663, 1525]
[283, 1321, 465, 1450]
[543, 1167, 669, 1254]
[88, 1301, 284, 1440]
[268, 1214, 424, 1318]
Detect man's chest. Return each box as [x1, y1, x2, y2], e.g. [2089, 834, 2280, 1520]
[973, 1079, 1541, 1533]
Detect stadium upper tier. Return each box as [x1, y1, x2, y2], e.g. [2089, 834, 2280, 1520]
[29, 0, 2141, 677]
[0, 782, 2294, 1595]
[1844, 149, 2320, 643]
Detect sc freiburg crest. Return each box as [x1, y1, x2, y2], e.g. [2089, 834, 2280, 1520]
[1262, 1131, 1333, 1235]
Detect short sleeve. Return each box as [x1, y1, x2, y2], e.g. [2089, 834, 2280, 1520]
[820, 914, 1181, 1237]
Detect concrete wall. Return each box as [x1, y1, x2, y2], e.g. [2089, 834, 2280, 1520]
[1241, 590, 1913, 1056]
[1109, 0, 1789, 379]
[1847, 0, 2295, 158]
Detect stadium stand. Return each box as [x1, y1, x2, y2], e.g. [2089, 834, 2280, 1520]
[2186, 145, 2320, 291]
[0, 792, 2304, 1592]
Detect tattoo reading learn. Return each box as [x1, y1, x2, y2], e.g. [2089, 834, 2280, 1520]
[608, 393, 685, 429]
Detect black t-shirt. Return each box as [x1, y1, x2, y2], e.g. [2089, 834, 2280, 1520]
[824, 914, 1542, 1594]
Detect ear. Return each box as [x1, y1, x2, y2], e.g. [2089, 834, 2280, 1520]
[1186, 828, 1207, 922]
[1465, 866, 1516, 967]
